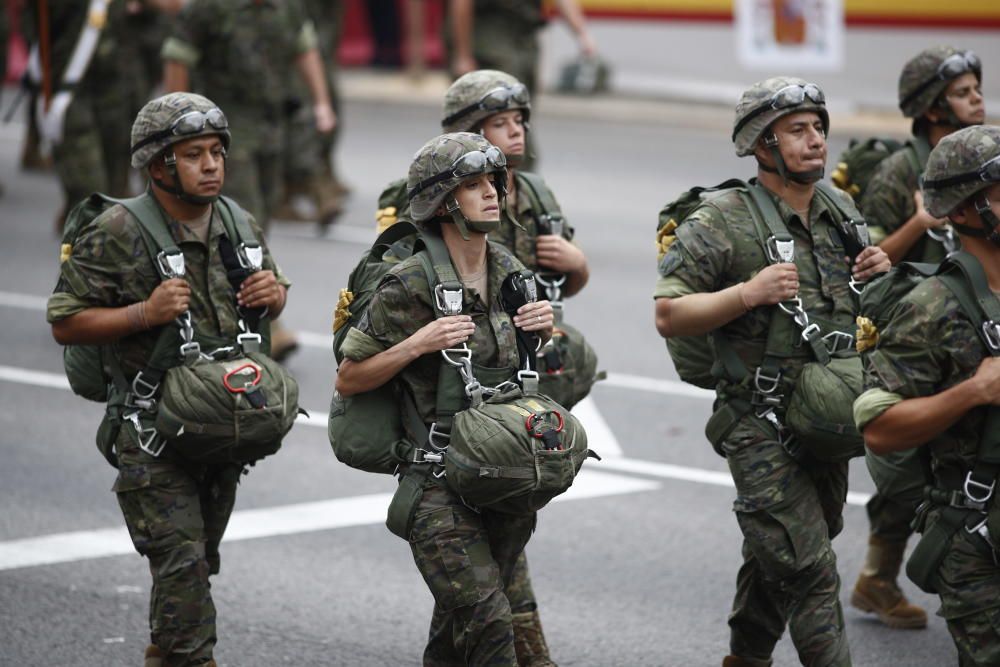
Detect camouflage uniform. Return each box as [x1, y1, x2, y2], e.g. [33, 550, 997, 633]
[342, 133, 537, 666]
[161, 0, 318, 229]
[654, 78, 856, 666]
[47, 93, 290, 667]
[25, 1, 135, 219]
[855, 125, 1000, 666]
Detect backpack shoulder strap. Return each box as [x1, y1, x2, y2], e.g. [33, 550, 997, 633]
[517, 171, 562, 216]
[906, 136, 932, 174]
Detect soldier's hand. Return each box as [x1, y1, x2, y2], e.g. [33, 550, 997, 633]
[314, 103, 336, 134]
[971, 357, 1000, 406]
[913, 191, 949, 230]
[743, 263, 798, 307]
[536, 235, 585, 274]
[146, 278, 191, 325]
[410, 316, 476, 355]
[513, 300, 554, 340]
[238, 270, 283, 310]
[852, 245, 891, 282]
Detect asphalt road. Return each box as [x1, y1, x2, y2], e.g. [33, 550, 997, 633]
[0, 95, 958, 666]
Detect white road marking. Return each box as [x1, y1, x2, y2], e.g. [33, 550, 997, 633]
[0, 364, 71, 390]
[0, 290, 48, 311]
[0, 470, 658, 571]
[570, 396, 623, 457]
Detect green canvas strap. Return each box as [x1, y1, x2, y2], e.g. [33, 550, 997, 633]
[934, 251, 1000, 515]
[517, 171, 564, 224]
[905, 136, 932, 175]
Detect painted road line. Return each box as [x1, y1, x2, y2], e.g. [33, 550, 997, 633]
[0, 365, 71, 390]
[568, 395, 623, 457]
[0, 469, 658, 571]
[0, 291, 48, 311]
[597, 457, 873, 507]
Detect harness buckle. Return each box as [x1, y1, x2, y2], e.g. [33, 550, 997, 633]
[822, 330, 855, 354]
[777, 297, 803, 317]
[800, 322, 821, 343]
[237, 242, 264, 271]
[434, 283, 464, 316]
[131, 372, 159, 400]
[766, 236, 795, 264]
[237, 332, 262, 354]
[440, 346, 473, 367]
[428, 423, 450, 450]
[982, 321, 1000, 351]
[754, 367, 782, 395]
[413, 449, 444, 465]
[964, 470, 995, 505]
[179, 341, 202, 362]
[127, 412, 165, 458]
[155, 249, 186, 278]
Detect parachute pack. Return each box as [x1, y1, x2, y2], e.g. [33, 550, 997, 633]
[831, 135, 930, 204]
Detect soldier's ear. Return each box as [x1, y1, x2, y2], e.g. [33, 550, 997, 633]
[949, 201, 971, 226]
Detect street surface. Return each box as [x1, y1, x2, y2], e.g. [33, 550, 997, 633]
[0, 93, 958, 666]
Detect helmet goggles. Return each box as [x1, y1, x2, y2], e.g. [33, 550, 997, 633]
[732, 83, 825, 140]
[409, 146, 507, 199]
[442, 84, 530, 128]
[901, 50, 981, 109]
[923, 154, 1000, 191]
[131, 107, 229, 155]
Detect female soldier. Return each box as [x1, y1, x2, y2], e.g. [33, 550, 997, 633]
[337, 132, 554, 666]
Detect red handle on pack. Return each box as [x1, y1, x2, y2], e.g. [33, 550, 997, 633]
[223, 363, 261, 394]
[525, 411, 564, 437]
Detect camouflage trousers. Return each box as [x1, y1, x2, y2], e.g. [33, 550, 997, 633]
[222, 120, 284, 232]
[936, 529, 1000, 666]
[866, 492, 916, 544]
[408, 483, 536, 667]
[112, 426, 241, 667]
[721, 415, 851, 667]
[52, 92, 132, 214]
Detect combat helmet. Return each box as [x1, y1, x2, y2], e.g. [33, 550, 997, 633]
[733, 77, 829, 184]
[922, 125, 1000, 244]
[407, 132, 507, 240]
[898, 46, 982, 125]
[130, 92, 231, 204]
[441, 70, 531, 134]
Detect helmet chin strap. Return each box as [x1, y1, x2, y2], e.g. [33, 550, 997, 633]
[444, 196, 502, 240]
[759, 134, 824, 185]
[151, 151, 221, 206]
[952, 195, 1000, 247]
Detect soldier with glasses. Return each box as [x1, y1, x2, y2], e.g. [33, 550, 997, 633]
[654, 78, 890, 667]
[337, 133, 555, 666]
[858, 125, 1000, 666]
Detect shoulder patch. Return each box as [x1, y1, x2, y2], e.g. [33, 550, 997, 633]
[658, 244, 684, 277]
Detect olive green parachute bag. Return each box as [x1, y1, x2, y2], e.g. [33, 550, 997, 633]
[329, 219, 422, 474]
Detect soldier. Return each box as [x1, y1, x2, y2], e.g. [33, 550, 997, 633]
[24, 0, 137, 229]
[161, 0, 335, 359]
[653, 78, 890, 666]
[47, 92, 290, 667]
[275, 0, 347, 229]
[848, 45, 984, 633]
[864, 47, 984, 265]
[446, 0, 597, 170]
[857, 124, 1000, 666]
[337, 132, 555, 666]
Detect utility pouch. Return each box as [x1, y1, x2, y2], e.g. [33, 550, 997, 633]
[785, 354, 865, 461]
[536, 321, 602, 410]
[386, 469, 427, 540]
[705, 400, 746, 457]
[328, 382, 408, 474]
[906, 508, 964, 594]
[95, 411, 122, 468]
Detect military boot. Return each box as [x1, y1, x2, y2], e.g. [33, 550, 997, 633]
[851, 535, 927, 629]
[143, 644, 163, 667]
[722, 656, 771, 667]
[512, 610, 557, 667]
[273, 182, 316, 222]
[311, 174, 344, 231]
[269, 319, 299, 363]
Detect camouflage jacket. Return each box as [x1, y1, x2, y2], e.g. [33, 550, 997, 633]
[47, 193, 290, 379]
[340, 239, 523, 424]
[854, 277, 990, 618]
[161, 0, 316, 118]
[472, 0, 544, 28]
[861, 139, 951, 263]
[654, 185, 860, 392]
